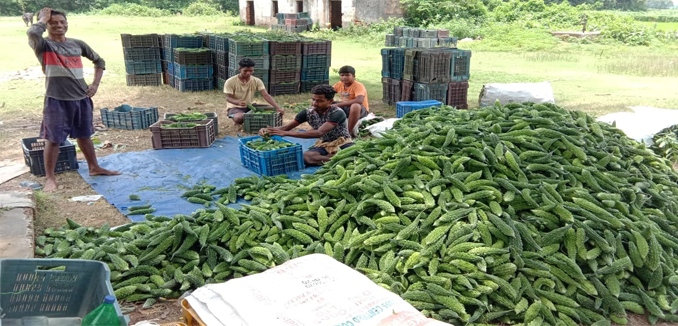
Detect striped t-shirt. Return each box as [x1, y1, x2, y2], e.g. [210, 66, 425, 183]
[27, 22, 106, 101]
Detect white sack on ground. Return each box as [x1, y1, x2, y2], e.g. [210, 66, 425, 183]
[597, 106, 678, 145]
[185, 254, 454, 326]
[479, 82, 555, 107]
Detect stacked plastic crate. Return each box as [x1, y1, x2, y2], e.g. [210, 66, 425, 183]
[385, 27, 457, 49]
[210, 33, 231, 91]
[121, 34, 163, 86]
[269, 40, 302, 96]
[165, 34, 214, 92]
[382, 26, 471, 109]
[163, 34, 206, 90]
[271, 12, 313, 33]
[300, 40, 332, 93]
[227, 35, 270, 90]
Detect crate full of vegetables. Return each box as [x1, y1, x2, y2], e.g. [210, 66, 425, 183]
[150, 119, 216, 149]
[243, 104, 282, 134]
[238, 135, 304, 176]
[163, 112, 218, 134]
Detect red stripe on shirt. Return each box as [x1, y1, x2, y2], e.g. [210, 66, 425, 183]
[43, 52, 83, 69]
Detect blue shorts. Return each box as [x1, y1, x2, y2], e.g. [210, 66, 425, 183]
[307, 142, 354, 156]
[40, 97, 94, 144]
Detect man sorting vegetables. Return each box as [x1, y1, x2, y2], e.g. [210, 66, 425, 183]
[259, 84, 353, 166]
[224, 58, 284, 125]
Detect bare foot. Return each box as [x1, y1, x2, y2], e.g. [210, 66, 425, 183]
[43, 178, 57, 192]
[89, 167, 121, 176]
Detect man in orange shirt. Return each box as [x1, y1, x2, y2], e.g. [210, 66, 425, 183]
[332, 66, 369, 137]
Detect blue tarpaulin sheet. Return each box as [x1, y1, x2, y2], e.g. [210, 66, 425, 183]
[77, 136, 320, 222]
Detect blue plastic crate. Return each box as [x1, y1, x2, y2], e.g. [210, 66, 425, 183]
[396, 100, 442, 118]
[301, 68, 329, 82]
[390, 48, 405, 79]
[239, 135, 304, 176]
[173, 64, 214, 79]
[0, 259, 127, 325]
[163, 34, 204, 49]
[100, 105, 159, 130]
[124, 60, 162, 75]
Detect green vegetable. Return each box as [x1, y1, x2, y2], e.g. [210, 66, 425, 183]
[129, 194, 141, 201]
[246, 138, 295, 151]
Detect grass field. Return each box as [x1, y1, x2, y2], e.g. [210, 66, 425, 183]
[1, 15, 678, 123]
[639, 21, 678, 31]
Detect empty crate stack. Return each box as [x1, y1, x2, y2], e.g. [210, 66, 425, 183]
[209, 33, 231, 91]
[121, 34, 163, 86]
[164, 34, 212, 91]
[227, 34, 270, 90]
[300, 40, 332, 93]
[381, 26, 471, 109]
[385, 27, 457, 49]
[272, 12, 313, 33]
[269, 38, 302, 96]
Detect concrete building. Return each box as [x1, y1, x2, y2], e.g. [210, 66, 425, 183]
[238, 0, 403, 29]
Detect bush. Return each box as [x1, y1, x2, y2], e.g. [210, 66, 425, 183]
[96, 4, 171, 17]
[183, 2, 223, 16]
[587, 11, 655, 45]
[436, 18, 486, 39]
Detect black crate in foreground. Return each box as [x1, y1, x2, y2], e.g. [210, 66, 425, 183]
[22, 138, 79, 177]
[0, 259, 126, 324]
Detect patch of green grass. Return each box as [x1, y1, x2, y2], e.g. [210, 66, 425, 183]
[639, 21, 678, 31]
[1, 14, 678, 125]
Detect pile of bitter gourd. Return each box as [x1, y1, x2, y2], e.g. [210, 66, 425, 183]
[36, 102, 678, 325]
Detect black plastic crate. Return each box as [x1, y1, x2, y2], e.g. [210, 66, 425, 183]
[389, 78, 402, 105]
[217, 64, 228, 79]
[413, 82, 448, 103]
[125, 60, 162, 75]
[270, 55, 302, 71]
[301, 40, 331, 55]
[174, 77, 214, 92]
[123, 47, 161, 61]
[22, 138, 79, 176]
[269, 82, 300, 96]
[300, 80, 329, 93]
[126, 73, 163, 86]
[215, 50, 228, 66]
[417, 50, 452, 83]
[174, 48, 213, 65]
[121, 33, 161, 48]
[214, 35, 230, 52]
[270, 70, 300, 83]
[228, 53, 270, 70]
[301, 68, 329, 82]
[447, 81, 469, 109]
[173, 64, 214, 79]
[163, 34, 204, 49]
[390, 48, 405, 80]
[269, 41, 301, 55]
[228, 39, 269, 56]
[150, 119, 216, 149]
[301, 54, 331, 69]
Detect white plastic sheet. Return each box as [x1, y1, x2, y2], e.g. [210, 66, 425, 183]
[479, 82, 555, 107]
[185, 254, 454, 326]
[596, 106, 678, 146]
[366, 118, 400, 138]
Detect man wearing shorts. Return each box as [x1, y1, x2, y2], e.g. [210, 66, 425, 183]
[259, 85, 352, 166]
[224, 58, 284, 125]
[333, 65, 369, 137]
[28, 7, 119, 192]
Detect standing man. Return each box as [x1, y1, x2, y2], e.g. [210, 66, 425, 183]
[332, 65, 369, 137]
[28, 7, 119, 192]
[260, 85, 352, 166]
[224, 58, 284, 125]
